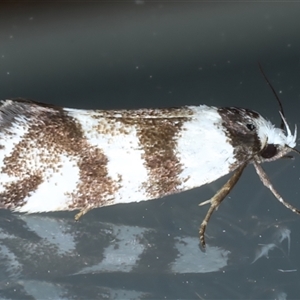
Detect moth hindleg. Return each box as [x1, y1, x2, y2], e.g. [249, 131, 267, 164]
[74, 206, 92, 221]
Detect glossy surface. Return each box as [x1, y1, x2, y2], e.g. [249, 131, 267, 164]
[0, 2, 300, 299]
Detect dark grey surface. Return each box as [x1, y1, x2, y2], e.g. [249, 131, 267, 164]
[0, 2, 300, 299]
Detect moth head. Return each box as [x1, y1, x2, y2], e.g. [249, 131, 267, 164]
[255, 111, 297, 162]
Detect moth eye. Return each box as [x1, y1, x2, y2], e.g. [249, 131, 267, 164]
[246, 123, 256, 131]
[261, 144, 277, 159]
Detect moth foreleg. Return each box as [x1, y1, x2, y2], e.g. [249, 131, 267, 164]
[199, 163, 247, 248]
[253, 161, 300, 215]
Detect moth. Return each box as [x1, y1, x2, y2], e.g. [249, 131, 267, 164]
[0, 81, 299, 248]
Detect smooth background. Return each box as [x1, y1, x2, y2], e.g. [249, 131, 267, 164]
[0, 2, 299, 299]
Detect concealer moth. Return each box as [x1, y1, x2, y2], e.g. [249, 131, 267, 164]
[0, 70, 299, 248]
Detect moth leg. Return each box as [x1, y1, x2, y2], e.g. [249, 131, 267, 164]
[199, 199, 211, 206]
[74, 206, 92, 221]
[253, 161, 300, 215]
[199, 163, 247, 248]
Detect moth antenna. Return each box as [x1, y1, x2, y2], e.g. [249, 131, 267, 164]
[279, 112, 298, 148]
[279, 111, 292, 137]
[258, 62, 285, 130]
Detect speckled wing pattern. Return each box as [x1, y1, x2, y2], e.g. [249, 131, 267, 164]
[0, 98, 299, 249]
[0, 99, 281, 214]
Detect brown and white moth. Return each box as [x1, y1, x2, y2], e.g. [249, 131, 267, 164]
[0, 95, 298, 247]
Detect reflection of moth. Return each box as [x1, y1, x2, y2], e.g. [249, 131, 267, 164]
[252, 226, 291, 264]
[0, 98, 298, 247]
